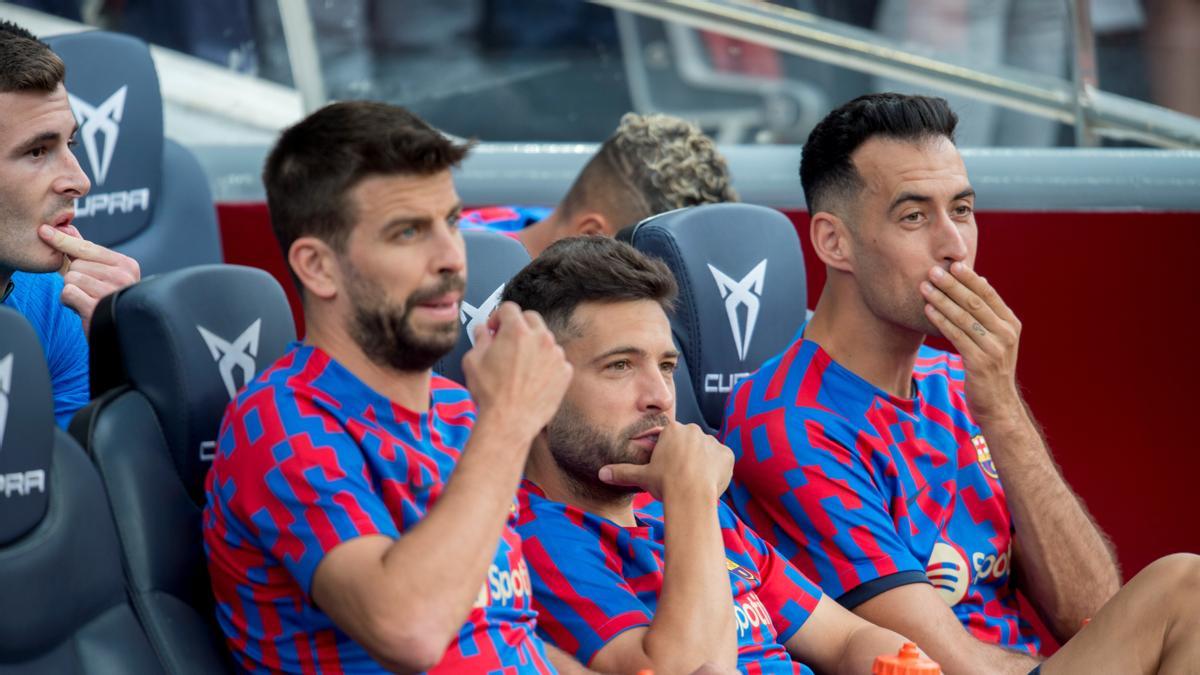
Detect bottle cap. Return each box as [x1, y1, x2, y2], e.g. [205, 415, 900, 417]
[872, 642, 941, 675]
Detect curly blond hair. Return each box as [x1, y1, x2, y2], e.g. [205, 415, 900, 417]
[562, 113, 738, 228]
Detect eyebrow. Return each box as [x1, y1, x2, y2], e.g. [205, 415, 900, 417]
[590, 346, 680, 365]
[12, 130, 62, 154]
[888, 187, 975, 213]
[380, 201, 464, 234]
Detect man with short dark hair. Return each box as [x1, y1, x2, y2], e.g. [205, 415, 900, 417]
[464, 112, 738, 257]
[202, 101, 583, 673]
[506, 236, 916, 675]
[0, 20, 141, 426]
[722, 92, 1200, 673]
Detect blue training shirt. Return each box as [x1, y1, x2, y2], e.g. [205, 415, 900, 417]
[2, 271, 89, 428]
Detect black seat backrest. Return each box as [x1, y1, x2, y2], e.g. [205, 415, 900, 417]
[44, 30, 223, 276]
[0, 306, 163, 673]
[70, 265, 296, 674]
[434, 229, 532, 385]
[625, 203, 807, 433]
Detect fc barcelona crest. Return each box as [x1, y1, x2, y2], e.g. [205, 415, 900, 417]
[726, 558, 757, 583]
[973, 435, 999, 479]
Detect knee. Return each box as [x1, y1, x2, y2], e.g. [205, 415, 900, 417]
[1139, 553, 1200, 599]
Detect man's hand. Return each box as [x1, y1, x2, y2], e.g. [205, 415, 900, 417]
[598, 421, 733, 502]
[920, 261, 1023, 426]
[461, 301, 573, 443]
[40, 224, 140, 336]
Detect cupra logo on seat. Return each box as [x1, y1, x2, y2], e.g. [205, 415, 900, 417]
[708, 260, 767, 361]
[0, 353, 11, 449]
[460, 284, 505, 346]
[197, 319, 262, 400]
[67, 86, 128, 186]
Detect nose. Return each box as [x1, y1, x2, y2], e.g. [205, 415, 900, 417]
[637, 363, 675, 415]
[430, 218, 466, 276]
[934, 210, 970, 265]
[55, 145, 90, 199]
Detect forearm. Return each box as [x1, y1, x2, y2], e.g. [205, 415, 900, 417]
[647, 489, 737, 673]
[544, 643, 603, 675]
[377, 413, 532, 639]
[837, 623, 909, 675]
[982, 404, 1119, 636]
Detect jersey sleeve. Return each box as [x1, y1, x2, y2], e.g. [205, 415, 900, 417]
[212, 384, 401, 596]
[45, 301, 88, 428]
[518, 510, 652, 666]
[722, 387, 927, 607]
[721, 504, 823, 645]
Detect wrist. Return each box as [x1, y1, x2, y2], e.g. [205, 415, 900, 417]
[472, 408, 540, 454]
[661, 479, 721, 507]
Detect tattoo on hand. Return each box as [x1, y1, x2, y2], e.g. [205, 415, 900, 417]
[971, 322, 987, 337]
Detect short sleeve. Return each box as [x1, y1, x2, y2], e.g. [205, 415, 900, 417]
[722, 391, 927, 607]
[212, 385, 400, 596]
[722, 504, 823, 645]
[519, 510, 652, 666]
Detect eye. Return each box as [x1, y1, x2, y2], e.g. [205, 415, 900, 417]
[29, 145, 47, 159]
[607, 359, 632, 372]
[660, 361, 677, 374]
[394, 225, 419, 241]
[901, 211, 924, 224]
[953, 204, 973, 217]
[447, 213, 462, 230]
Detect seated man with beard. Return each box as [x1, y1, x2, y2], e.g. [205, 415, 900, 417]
[202, 101, 583, 673]
[504, 236, 914, 675]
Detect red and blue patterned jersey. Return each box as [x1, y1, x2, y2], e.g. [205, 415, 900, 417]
[721, 336, 1039, 655]
[202, 343, 554, 674]
[516, 480, 823, 673]
[462, 205, 552, 233]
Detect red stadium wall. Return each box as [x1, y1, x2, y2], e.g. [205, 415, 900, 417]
[219, 203, 1200, 582]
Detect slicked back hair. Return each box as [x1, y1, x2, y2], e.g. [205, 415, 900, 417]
[560, 113, 738, 231]
[0, 20, 65, 93]
[799, 93, 958, 215]
[263, 101, 472, 262]
[501, 236, 677, 340]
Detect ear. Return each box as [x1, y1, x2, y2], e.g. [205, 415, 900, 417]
[288, 236, 340, 300]
[571, 212, 613, 237]
[809, 210, 855, 274]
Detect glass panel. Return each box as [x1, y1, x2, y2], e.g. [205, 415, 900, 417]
[8, 0, 1198, 147]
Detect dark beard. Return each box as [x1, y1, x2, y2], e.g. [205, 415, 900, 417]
[545, 401, 670, 503]
[345, 269, 465, 373]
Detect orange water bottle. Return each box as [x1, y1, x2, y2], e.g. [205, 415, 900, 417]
[873, 642, 941, 675]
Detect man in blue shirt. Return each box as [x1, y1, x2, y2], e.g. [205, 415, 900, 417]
[0, 20, 141, 426]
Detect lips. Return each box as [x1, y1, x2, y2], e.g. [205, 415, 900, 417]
[50, 211, 74, 231]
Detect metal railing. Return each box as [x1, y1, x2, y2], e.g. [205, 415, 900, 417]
[591, 0, 1200, 149]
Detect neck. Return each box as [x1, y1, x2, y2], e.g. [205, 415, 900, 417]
[804, 280, 924, 399]
[525, 439, 637, 527]
[303, 307, 432, 412]
[517, 208, 562, 259]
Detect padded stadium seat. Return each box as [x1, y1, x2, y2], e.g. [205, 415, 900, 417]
[434, 229, 532, 385]
[69, 265, 296, 675]
[0, 306, 163, 673]
[44, 30, 222, 276]
[624, 203, 807, 433]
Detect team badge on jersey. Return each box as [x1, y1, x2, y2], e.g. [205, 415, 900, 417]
[726, 558, 758, 583]
[973, 434, 999, 479]
[926, 542, 970, 607]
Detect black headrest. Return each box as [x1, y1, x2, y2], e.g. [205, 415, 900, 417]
[0, 307, 53, 546]
[45, 31, 163, 248]
[435, 230, 532, 385]
[626, 203, 807, 430]
[88, 265, 296, 499]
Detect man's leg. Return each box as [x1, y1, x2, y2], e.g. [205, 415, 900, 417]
[1042, 553, 1200, 674]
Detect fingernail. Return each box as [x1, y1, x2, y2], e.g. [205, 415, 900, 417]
[951, 262, 964, 274]
[598, 467, 612, 482]
[920, 281, 933, 295]
[930, 266, 945, 280]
